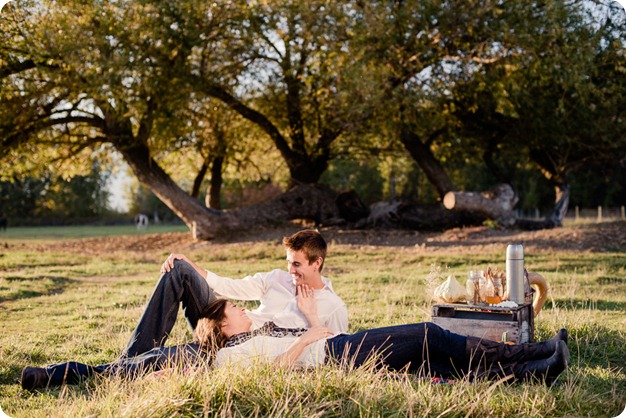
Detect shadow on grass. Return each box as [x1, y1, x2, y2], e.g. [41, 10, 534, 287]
[0, 275, 73, 304]
[0, 364, 25, 386]
[543, 298, 626, 312]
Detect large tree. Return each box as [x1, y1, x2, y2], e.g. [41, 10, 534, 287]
[0, 0, 240, 238]
[192, 1, 371, 185]
[352, 0, 626, 228]
[448, 1, 626, 227]
[0, 0, 366, 238]
[2, 0, 624, 237]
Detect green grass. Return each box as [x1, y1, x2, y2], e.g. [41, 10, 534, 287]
[0, 224, 189, 241]
[0, 225, 625, 417]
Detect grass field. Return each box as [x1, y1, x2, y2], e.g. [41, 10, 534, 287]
[0, 223, 625, 417]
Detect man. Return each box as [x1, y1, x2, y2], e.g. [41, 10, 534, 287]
[123, 229, 347, 357]
[21, 229, 348, 390]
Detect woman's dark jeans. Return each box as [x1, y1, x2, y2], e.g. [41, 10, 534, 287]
[326, 322, 468, 378]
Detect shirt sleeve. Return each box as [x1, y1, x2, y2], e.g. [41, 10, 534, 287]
[324, 303, 349, 334]
[204, 270, 270, 300]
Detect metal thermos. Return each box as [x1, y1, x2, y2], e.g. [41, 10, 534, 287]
[506, 244, 525, 304]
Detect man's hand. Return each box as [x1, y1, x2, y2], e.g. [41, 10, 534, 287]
[297, 284, 321, 327]
[160, 253, 188, 273]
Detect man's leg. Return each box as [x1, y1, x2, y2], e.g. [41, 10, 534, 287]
[22, 344, 206, 390]
[122, 260, 216, 358]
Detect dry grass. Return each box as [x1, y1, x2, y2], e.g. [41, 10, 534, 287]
[1, 223, 625, 417]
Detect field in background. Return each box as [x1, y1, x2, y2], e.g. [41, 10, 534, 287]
[0, 223, 625, 417]
[0, 224, 189, 240]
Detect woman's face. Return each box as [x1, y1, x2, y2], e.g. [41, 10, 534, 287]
[221, 302, 252, 336]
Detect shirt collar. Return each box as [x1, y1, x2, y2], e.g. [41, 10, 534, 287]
[289, 276, 333, 294]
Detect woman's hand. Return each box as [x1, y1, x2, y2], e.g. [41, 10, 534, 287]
[299, 325, 334, 345]
[160, 253, 188, 273]
[297, 284, 321, 327]
[274, 325, 333, 367]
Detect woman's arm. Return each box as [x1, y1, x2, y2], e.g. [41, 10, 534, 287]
[297, 284, 322, 327]
[273, 326, 333, 367]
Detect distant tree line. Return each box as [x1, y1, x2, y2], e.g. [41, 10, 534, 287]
[1, 0, 625, 237]
[0, 162, 111, 225]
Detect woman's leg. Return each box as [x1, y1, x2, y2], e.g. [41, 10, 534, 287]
[121, 260, 216, 357]
[465, 328, 568, 365]
[326, 322, 468, 377]
[471, 340, 569, 385]
[325, 323, 569, 383]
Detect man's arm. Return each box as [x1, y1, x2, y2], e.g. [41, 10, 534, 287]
[322, 303, 349, 334]
[160, 253, 268, 300]
[204, 270, 269, 300]
[160, 253, 206, 277]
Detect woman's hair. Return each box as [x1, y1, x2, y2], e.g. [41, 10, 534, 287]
[194, 299, 229, 354]
[282, 229, 327, 272]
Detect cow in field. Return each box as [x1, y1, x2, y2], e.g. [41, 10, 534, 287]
[134, 214, 149, 230]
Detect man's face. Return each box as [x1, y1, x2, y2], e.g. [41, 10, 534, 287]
[286, 249, 321, 287]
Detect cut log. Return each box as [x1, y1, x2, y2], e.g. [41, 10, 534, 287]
[443, 183, 518, 226]
[356, 200, 485, 230]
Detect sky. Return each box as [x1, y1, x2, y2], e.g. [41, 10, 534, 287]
[106, 162, 132, 213]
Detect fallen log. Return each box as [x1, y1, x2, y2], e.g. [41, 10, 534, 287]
[443, 183, 518, 227]
[355, 200, 485, 231]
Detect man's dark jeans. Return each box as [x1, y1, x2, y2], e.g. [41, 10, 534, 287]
[42, 260, 216, 385]
[43, 344, 205, 386]
[122, 260, 216, 358]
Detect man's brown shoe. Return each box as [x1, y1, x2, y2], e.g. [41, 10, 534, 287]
[21, 366, 48, 391]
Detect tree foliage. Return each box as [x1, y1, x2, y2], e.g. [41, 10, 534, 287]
[1, 0, 625, 234]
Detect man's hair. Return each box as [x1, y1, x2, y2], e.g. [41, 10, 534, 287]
[194, 299, 229, 354]
[282, 229, 327, 272]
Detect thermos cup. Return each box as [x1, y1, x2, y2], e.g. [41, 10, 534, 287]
[506, 244, 525, 304]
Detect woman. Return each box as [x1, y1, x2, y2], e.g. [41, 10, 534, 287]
[194, 286, 569, 385]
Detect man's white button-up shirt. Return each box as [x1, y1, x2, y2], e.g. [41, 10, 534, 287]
[205, 268, 348, 334]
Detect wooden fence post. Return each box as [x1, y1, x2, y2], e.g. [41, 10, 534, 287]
[597, 206, 602, 223]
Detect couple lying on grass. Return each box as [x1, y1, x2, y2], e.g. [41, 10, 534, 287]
[21, 230, 569, 391]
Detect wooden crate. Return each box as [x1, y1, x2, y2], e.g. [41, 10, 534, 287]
[431, 303, 534, 343]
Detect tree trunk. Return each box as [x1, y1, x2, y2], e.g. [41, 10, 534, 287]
[186, 183, 345, 240]
[514, 182, 570, 230]
[355, 200, 485, 230]
[198, 80, 332, 184]
[522, 150, 571, 230]
[112, 139, 216, 240]
[113, 138, 344, 239]
[442, 183, 518, 226]
[399, 128, 456, 198]
[206, 155, 224, 209]
[191, 161, 209, 199]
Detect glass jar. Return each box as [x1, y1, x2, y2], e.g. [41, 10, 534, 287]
[466, 270, 486, 305]
[485, 277, 503, 305]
